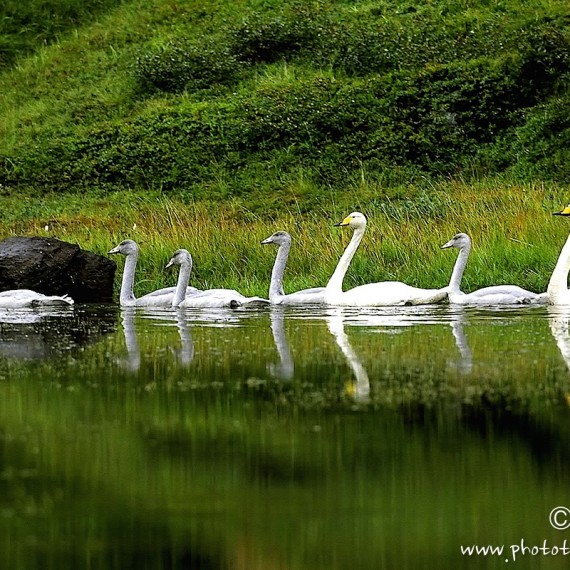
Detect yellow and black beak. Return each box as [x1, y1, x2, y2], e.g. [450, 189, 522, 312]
[334, 215, 352, 227]
[553, 204, 570, 216]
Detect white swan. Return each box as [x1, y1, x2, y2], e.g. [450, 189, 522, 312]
[0, 289, 74, 309]
[547, 205, 570, 304]
[108, 240, 199, 307]
[323, 212, 447, 306]
[261, 231, 325, 305]
[166, 249, 269, 308]
[441, 233, 547, 305]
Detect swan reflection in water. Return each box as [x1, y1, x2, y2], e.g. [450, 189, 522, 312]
[265, 306, 370, 396]
[325, 308, 371, 404]
[118, 309, 141, 372]
[548, 306, 570, 373]
[0, 305, 81, 361]
[118, 308, 195, 372]
[116, 305, 475, 392]
[174, 310, 195, 366]
[449, 309, 473, 375]
[325, 306, 476, 403]
[267, 307, 295, 380]
[265, 305, 477, 402]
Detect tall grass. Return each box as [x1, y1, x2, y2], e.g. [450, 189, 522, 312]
[1, 178, 566, 298]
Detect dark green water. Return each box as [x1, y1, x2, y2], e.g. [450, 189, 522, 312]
[1, 304, 570, 569]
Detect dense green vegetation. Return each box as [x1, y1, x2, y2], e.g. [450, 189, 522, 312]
[1, 0, 570, 197]
[0, 0, 126, 69]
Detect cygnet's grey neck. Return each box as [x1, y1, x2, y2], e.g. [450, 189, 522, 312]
[120, 250, 139, 305]
[269, 239, 291, 300]
[173, 257, 193, 307]
[448, 240, 471, 293]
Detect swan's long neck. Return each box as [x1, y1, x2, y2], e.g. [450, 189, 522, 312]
[547, 232, 570, 303]
[448, 242, 471, 293]
[173, 259, 192, 307]
[269, 241, 291, 301]
[119, 252, 138, 305]
[325, 224, 366, 293]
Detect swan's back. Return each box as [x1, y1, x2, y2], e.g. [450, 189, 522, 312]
[179, 288, 268, 308]
[0, 289, 74, 308]
[328, 281, 447, 306]
[458, 285, 546, 305]
[134, 286, 201, 307]
[145, 286, 200, 298]
[280, 287, 326, 305]
[180, 289, 241, 308]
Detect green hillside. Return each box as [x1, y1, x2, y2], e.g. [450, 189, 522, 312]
[1, 0, 570, 200]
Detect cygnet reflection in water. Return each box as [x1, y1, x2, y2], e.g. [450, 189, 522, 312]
[118, 308, 195, 372]
[267, 307, 295, 380]
[0, 305, 113, 361]
[448, 309, 473, 376]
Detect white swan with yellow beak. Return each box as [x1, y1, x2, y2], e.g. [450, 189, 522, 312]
[323, 212, 447, 306]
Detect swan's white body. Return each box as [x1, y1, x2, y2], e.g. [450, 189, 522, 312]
[109, 240, 199, 307]
[323, 212, 447, 306]
[547, 207, 570, 304]
[0, 289, 74, 309]
[441, 233, 547, 305]
[167, 249, 269, 309]
[261, 231, 325, 305]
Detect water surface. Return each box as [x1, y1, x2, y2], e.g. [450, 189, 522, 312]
[1, 304, 570, 569]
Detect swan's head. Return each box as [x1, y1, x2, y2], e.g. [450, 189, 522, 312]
[108, 239, 139, 256]
[261, 231, 292, 246]
[334, 212, 367, 229]
[441, 233, 471, 250]
[166, 249, 193, 269]
[553, 204, 570, 216]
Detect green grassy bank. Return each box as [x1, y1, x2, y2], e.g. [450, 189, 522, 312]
[0, 179, 567, 298]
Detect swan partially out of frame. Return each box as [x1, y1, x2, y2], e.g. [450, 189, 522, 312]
[441, 233, 547, 305]
[166, 249, 269, 309]
[0, 289, 74, 309]
[323, 212, 447, 306]
[108, 240, 200, 307]
[547, 205, 570, 305]
[261, 231, 325, 305]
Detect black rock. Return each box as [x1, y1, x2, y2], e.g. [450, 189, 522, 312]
[0, 236, 116, 303]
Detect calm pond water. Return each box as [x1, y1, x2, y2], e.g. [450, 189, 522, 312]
[1, 303, 570, 569]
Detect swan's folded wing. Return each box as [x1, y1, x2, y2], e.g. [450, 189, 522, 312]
[145, 286, 201, 297]
[408, 287, 448, 305]
[465, 285, 546, 305]
[280, 287, 326, 305]
[292, 287, 326, 295]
